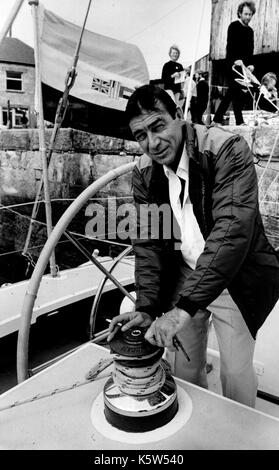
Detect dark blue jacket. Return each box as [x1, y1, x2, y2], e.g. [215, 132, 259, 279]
[132, 123, 279, 339]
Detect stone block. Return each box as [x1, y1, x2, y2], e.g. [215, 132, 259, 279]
[72, 130, 123, 153]
[224, 125, 253, 149]
[123, 139, 142, 155]
[29, 128, 74, 151]
[252, 125, 279, 159]
[0, 128, 139, 154]
[92, 154, 134, 196]
[255, 161, 279, 250]
[223, 122, 279, 161]
[0, 130, 31, 151]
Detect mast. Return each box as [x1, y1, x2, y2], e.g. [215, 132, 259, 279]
[184, 0, 207, 119]
[23, 0, 92, 267]
[0, 0, 25, 44]
[29, 0, 57, 277]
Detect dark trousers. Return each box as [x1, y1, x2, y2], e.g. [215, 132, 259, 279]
[195, 101, 208, 124]
[214, 70, 246, 125]
[182, 97, 197, 123]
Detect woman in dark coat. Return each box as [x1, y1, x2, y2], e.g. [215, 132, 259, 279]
[161, 44, 184, 104]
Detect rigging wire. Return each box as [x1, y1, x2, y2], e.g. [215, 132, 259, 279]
[227, 65, 279, 211]
[255, 161, 279, 173]
[0, 196, 133, 211]
[258, 127, 279, 192]
[0, 203, 130, 260]
[260, 172, 279, 204]
[0, 237, 101, 259]
[125, 0, 191, 41]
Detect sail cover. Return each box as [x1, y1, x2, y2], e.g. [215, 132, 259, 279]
[38, 7, 149, 138]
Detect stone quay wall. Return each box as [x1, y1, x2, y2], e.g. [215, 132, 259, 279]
[0, 129, 141, 273]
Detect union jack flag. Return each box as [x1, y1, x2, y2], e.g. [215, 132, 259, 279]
[91, 76, 120, 99]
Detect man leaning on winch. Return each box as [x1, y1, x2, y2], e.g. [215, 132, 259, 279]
[108, 84, 279, 408]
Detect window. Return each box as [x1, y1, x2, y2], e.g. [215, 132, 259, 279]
[1, 107, 28, 128]
[2, 109, 9, 126]
[15, 108, 28, 127]
[6, 71, 22, 91]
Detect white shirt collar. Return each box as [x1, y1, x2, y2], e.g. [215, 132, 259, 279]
[163, 146, 189, 181]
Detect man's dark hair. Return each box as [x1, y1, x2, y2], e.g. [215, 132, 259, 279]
[237, 1, 256, 17]
[125, 84, 177, 123]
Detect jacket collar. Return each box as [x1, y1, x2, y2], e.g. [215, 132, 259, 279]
[139, 122, 201, 194]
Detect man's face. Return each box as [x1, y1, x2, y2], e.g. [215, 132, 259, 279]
[129, 101, 184, 168]
[239, 6, 253, 25]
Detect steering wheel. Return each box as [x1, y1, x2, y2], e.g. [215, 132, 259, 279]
[17, 161, 136, 383]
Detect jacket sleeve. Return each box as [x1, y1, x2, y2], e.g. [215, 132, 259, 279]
[176, 135, 258, 315]
[226, 22, 238, 66]
[132, 165, 168, 319]
[226, 22, 254, 67]
[249, 29, 254, 65]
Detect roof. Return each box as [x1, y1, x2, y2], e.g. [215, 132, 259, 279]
[0, 38, 34, 66]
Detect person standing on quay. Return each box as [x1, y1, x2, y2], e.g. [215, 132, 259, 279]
[213, 1, 256, 126]
[161, 45, 184, 105]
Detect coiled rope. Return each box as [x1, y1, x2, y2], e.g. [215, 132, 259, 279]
[113, 359, 165, 396]
[0, 352, 172, 413]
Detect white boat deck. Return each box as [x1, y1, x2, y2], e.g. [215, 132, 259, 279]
[0, 343, 279, 450]
[0, 257, 135, 338]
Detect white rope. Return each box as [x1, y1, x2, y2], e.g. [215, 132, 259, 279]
[113, 360, 165, 396]
[0, 357, 113, 413]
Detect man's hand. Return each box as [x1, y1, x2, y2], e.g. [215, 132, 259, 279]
[144, 307, 191, 351]
[107, 311, 153, 342]
[247, 65, 254, 73]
